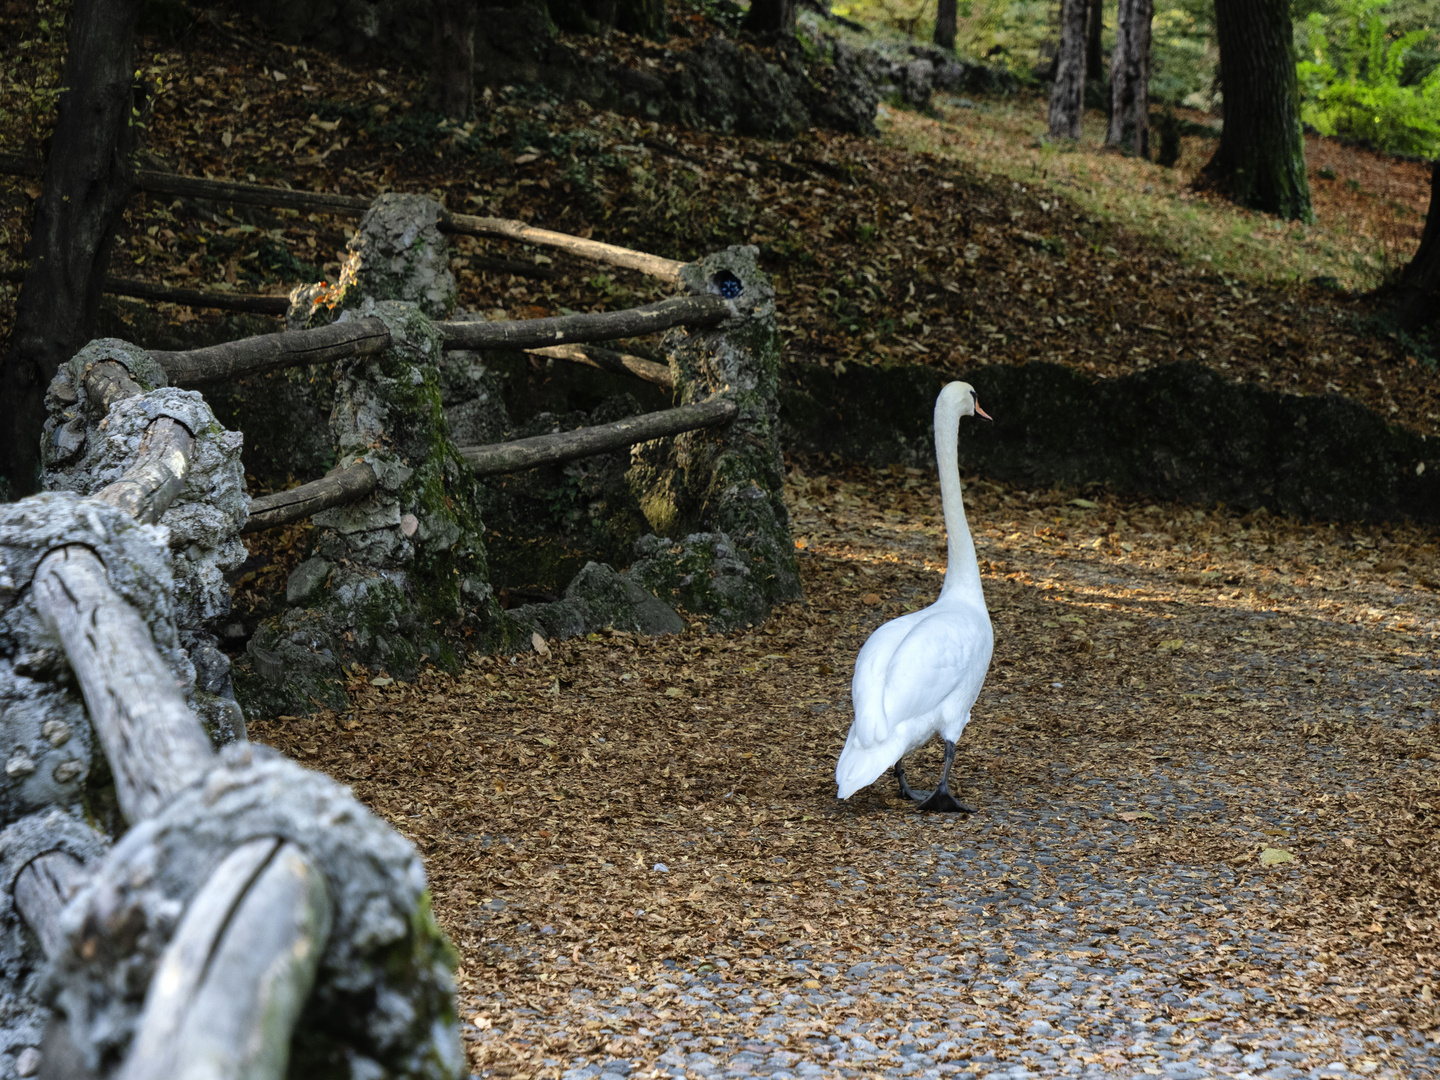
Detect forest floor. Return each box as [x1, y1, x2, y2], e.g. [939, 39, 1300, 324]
[2, 8, 1438, 439]
[254, 459, 1440, 1079]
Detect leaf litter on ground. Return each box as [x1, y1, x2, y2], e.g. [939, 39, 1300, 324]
[250, 456, 1440, 1076]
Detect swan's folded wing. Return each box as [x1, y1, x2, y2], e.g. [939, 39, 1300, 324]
[848, 618, 915, 749]
[876, 610, 991, 732]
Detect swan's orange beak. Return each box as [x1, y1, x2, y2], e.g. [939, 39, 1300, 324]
[975, 401, 993, 421]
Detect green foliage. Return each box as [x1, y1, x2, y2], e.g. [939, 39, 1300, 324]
[1297, 0, 1440, 157]
[1150, 2, 1216, 108]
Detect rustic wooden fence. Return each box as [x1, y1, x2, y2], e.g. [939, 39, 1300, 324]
[0, 184, 775, 1076]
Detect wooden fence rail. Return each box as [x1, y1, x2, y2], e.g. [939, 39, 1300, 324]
[244, 399, 737, 533]
[1, 153, 684, 282]
[152, 295, 728, 387]
[10, 370, 330, 1076]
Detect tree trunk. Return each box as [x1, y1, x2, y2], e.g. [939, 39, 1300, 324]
[1086, 0, 1105, 83]
[933, 0, 957, 51]
[616, 0, 666, 37]
[1106, 0, 1152, 157]
[1048, 0, 1089, 140]
[743, 0, 796, 36]
[433, 0, 477, 121]
[1204, 0, 1313, 222]
[0, 0, 141, 498]
[1395, 161, 1439, 333]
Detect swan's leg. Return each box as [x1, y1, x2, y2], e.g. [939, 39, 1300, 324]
[918, 739, 976, 814]
[893, 759, 932, 802]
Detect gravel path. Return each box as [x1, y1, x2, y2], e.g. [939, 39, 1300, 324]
[256, 464, 1440, 1080]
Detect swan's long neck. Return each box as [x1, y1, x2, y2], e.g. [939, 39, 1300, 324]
[935, 395, 984, 606]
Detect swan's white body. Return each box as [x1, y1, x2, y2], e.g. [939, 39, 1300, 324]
[835, 382, 993, 800]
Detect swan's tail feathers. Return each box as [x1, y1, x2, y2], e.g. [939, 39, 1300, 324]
[835, 732, 905, 800]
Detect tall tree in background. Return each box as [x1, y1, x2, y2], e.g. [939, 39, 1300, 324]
[1105, 0, 1152, 156]
[1048, 0, 1090, 139]
[0, 0, 142, 498]
[434, 0, 477, 121]
[744, 0, 796, 35]
[1204, 0, 1313, 221]
[1086, 0, 1105, 86]
[934, 0, 957, 51]
[1394, 161, 1439, 334]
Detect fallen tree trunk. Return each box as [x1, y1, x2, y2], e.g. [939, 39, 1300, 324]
[152, 318, 391, 386]
[242, 462, 379, 533]
[118, 837, 329, 1080]
[526, 343, 673, 389]
[439, 296, 729, 351]
[31, 545, 215, 822]
[460, 398, 737, 476]
[442, 212, 686, 282]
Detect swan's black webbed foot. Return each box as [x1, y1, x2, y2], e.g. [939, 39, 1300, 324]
[917, 787, 976, 814]
[893, 761, 931, 803]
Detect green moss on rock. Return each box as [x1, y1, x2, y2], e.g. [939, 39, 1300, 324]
[626, 246, 801, 627]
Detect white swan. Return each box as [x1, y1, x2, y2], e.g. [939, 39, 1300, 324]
[835, 381, 993, 812]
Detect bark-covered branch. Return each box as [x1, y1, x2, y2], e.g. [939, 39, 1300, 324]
[0, 267, 291, 315]
[242, 462, 380, 533]
[105, 277, 290, 315]
[152, 318, 392, 386]
[526, 343, 674, 389]
[30, 545, 215, 823]
[439, 296, 729, 351]
[442, 212, 687, 282]
[459, 399, 737, 476]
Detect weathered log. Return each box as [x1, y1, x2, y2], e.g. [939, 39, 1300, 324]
[135, 170, 370, 216]
[13, 851, 88, 960]
[93, 416, 195, 525]
[468, 255, 555, 280]
[31, 545, 215, 822]
[83, 359, 144, 415]
[104, 278, 290, 316]
[526, 343, 673, 389]
[241, 461, 379, 533]
[0, 268, 291, 315]
[0, 155, 685, 282]
[460, 398, 737, 477]
[442, 212, 686, 282]
[151, 317, 391, 386]
[439, 295, 729, 352]
[118, 837, 330, 1080]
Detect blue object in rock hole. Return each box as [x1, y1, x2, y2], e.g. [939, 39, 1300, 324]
[714, 270, 744, 298]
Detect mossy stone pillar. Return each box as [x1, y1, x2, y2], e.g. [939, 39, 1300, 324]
[627, 246, 800, 629]
[240, 302, 507, 717]
[288, 193, 458, 330]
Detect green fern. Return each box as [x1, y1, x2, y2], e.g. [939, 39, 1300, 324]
[1297, 0, 1440, 158]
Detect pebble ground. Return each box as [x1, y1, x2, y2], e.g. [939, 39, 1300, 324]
[256, 464, 1440, 1080]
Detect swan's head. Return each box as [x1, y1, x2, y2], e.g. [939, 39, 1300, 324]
[941, 381, 992, 421]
